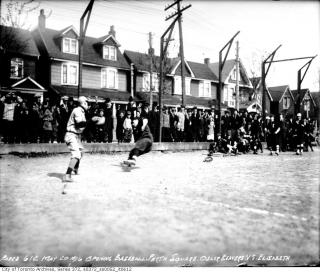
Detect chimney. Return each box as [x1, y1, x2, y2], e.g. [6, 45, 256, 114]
[109, 25, 116, 38]
[204, 58, 210, 65]
[38, 9, 46, 29]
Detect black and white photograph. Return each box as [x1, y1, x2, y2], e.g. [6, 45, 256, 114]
[0, 0, 319, 269]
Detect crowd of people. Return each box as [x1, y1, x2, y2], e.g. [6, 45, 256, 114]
[0, 93, 318, 155]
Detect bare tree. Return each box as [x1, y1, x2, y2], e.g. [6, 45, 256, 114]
[0, 0, 40, 52]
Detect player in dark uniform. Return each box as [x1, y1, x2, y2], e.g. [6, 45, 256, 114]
[123, 115, 153, 166]
[266, 115, 281, 155]
[292, 113, 305, 155]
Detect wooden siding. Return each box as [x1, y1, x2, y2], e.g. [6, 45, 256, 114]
[51, 61, 127, 91]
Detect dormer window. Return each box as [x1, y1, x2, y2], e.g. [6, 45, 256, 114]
[103, 45, 117, 61]
[62, 38, 78, 54]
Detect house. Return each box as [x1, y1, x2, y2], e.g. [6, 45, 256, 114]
[267, 85, 295, 117]
[312, 91, 320, 128]
[32, 10, 131, 106]
[124, 50, 225, 110]
[207, 59, 253, 110]
[291, 88, 317, 119]
[0, 25, 47, 101]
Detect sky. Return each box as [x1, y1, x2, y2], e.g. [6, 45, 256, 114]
[1, 0, 320, 92]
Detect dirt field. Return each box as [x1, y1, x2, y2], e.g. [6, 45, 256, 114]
[0, 149, 319, 267]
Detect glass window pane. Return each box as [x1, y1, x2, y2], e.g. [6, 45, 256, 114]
[70, 65, 77, 84]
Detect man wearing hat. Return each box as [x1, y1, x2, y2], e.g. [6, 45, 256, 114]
[103, 97, 114, 143]
[63, 96, 88, 182]
[292, 112, 305, 155]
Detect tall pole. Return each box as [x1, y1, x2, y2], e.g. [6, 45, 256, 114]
[235, 40, 240, 111]
[148, 32, 154, 107]
[159, 12, 181, 142]
[218, 51, 223, 134]
[296, 55, 317, 115]
[78, 0, 94, 98]
[261, 61, 266, 119]
[159, 37, 164, 142]
[217, 31, 240, 134]
[177, 0, 186, 106]
[297, 70, 301, 115]
[261, 44, 282, 120]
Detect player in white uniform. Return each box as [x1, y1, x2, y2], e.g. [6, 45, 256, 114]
[63, 96, 88, 182]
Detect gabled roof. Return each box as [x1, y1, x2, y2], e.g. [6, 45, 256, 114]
[0, 25, 39, 56]
[312, 91, 320, 107]
[208, 59, 252, 87]
[55, 25, 79, 38]
[291, 89, 316, 106]
[188, 61, 218, 81]
[268, 85, 294, 102]
[171, 59, 195, 78]
[124, 50, 161, 72]
[11, 76, 45, 90]
[124, 50, 217, 81]
[96, 34, 121, 47]
[33, 27, 130, 70]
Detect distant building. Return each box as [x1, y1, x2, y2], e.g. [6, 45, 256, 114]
[267, 85, 295, 117]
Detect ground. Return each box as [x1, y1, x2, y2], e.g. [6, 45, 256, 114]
[0, 149, 319, 267]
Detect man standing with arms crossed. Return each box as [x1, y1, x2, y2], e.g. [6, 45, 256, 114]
[63, 96, 88, 183]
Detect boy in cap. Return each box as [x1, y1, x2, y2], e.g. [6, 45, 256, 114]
[123, 113, 153, 167]
[63, 96, 88, 182]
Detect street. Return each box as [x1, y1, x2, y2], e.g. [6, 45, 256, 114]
[0, 149, 319, 267]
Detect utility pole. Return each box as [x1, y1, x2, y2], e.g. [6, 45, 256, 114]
[235, 40, 240, 111]
[165, 0, 191, 106]
[148, 32, 154, 107]
[78, 0, 94, 98]
[158, 5, 182, 142]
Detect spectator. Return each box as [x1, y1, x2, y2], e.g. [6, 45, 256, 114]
[1, 93, 17, 143]
[190, 107, 200, 142]
[29, 102, 42, 143]
[92, 109, 106, 143]
[127, 96, 136, 119]
[169, 107, 178, 142]
[41, 103, 54, 143]
[58, 96, 69, 143]
[176, 106, 186, 142]
[123, 111, 133, 143]
[221, 111, 231, 138]
[161, 106, 171, 142]
[103, 98, 114, 143]
[116, 111, 125, 143]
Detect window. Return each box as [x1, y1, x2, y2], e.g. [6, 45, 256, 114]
[152, 73, 159, 92]
[283, 97, 290, 109]
[62, 38, 78, 54]
[103, 45, 117, 61]
[231, 69, 237, 80]
[142, 73, 159, 92]
[10, 58, 24, 78]
[61, 63, 78, 85]
[304, 99, 310, 111]
[174, 76, 182, 95]
[185, 78, 191, 95]
[174, 76, 190, 95]
[101, 67, 118, 89]
[199, 80, 211, 97]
